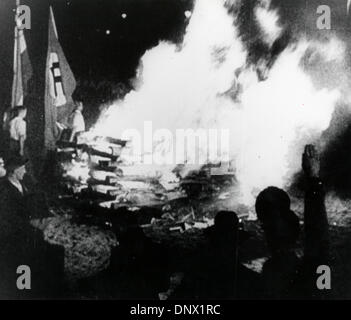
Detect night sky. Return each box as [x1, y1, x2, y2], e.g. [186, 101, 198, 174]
[0, 0, 193, 109]
[0, 0, 350, 110]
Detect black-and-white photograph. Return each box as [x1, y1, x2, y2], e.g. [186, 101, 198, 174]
[0, 0, 349, 301]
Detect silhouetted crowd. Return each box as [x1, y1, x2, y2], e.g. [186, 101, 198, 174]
[0, 141, 331, 299]
[171, 145, 330, 300]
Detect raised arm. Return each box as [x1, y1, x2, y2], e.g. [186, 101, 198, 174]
[302, 145, 329, 264]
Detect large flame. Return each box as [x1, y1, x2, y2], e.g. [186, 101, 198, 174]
[90, 0, 344, 205]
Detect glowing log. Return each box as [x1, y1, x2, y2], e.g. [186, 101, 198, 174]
[90, 155, 112, 165]
[90, 184, 120, 197]
[56, 140, 120, 160]
[103, 137, 128, 147]
[89, 147, 119, 161]
[88, 176, 119, 186]
[56, 141, 86, 149]
[90, 170, 116, 181]
[117, 180, 152, 190]
[64, 183, 89, 194]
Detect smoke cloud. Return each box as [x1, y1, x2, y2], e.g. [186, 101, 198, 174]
[90, 0, 347, 205]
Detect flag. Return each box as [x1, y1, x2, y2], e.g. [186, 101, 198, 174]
[11, 10, 33, 108]
[44, 6, 76, 150]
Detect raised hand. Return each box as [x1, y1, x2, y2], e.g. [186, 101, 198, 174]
[302, 144, 320, 178]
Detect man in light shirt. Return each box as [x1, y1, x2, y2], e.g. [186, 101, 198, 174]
[0, 157, 6, 179]
[68, 101, 86, 142]
[8, 106, 27, 157]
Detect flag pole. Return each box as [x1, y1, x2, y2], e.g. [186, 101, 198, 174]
[12, 0, 20, 108]
[15, 0, 20, 23]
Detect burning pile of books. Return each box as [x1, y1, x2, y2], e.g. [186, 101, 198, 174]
[56, 136, 188, 210]
[55, 135, 236, 229]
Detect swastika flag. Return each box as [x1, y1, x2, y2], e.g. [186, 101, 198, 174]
[44, 6, 76, 150]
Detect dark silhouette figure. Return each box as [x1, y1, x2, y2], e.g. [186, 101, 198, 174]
[299, 145, 330, 299]
[80, 209, 170, 299]
[255, 144, 330, 299]
[302, 145, 330, 264]
[256, 187, 301, 299]
[0, 156, 64, 299]
[170, 211, 262, 300]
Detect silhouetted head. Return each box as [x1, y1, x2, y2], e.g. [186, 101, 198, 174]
[75, 101, 83, 112]
[256, 187, 300, 254]
[14, 106, 27, 119]
[6, 156, 28, 181]
[256, 187, 290, 221]
[214, 211, 239, 234]
[209, 211, 239, 248]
